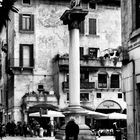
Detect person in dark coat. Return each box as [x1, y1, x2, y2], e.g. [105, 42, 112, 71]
[22, 122, 28, 137]
[65, 118, 79, 140]
[10, 120, 16, 136]
[113, 122, 118, 136]
[0, 123, 3, 140]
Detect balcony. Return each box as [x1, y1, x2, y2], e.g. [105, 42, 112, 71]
[57, 56, 122, 72]
[22, 91, 57, 105]
[62, 81, 95, 90]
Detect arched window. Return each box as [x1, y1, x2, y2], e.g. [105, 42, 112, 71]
[98, 72, 108, 88]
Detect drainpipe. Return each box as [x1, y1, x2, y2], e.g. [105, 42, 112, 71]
[132, 60, 136, 140]
[129, 59, 136, 140]
[6, 21, 9, 123]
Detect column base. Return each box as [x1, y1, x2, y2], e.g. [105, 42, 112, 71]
[55, 106, 96, 140]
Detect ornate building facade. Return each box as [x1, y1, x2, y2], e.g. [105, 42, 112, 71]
[0, 0, 125, 126]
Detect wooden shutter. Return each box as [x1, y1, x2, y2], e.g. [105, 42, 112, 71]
[31, 15, 34, 31]
[80, 47, 84, 58]
[29, 45, 34, 67]
[136, 0, 140, 29]
[89, 18, 96, 35]
[19, 14, 23, 31]
[79, 21, 84, 34]
[19, 44, 23, 67]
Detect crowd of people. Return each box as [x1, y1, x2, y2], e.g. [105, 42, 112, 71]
[0, 119, 55, 138]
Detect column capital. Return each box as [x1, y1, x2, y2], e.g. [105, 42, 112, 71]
[60, 8, 88, 30]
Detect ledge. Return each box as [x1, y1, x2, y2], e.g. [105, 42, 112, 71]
[130, 28, 140, 40]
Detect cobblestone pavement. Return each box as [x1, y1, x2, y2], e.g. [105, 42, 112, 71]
[1, 136, 115, 140]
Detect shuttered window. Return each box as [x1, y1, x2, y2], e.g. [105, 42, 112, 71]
[20, 44, 34, 67]
[136, 0, 140, 29]
[89, 18, 96, 35]
[19, 14, 34, 32]
[79, 21, 85, 34]
[80, 47, 84, 58]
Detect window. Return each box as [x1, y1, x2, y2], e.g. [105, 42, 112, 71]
[81, 2, 88, 9]
[19, 44, 34, 67]
[88, 48, 98, 59]
[23, 0, 30, 5]
[80, 93, 89, 101]
[38, 84, 44, 91]
[136, 0, 140, 29]
[98, 74, 107, 88]
[80, 47, 84, 58]
[19, 14, 34, 32]
[89, 18, 96, 35]
[96, 93, 101, 98]
[66, 73, 69, 82]
[80, 71, 89, 82]
[67, 93, 69, 101]
[111, 74, 119, 88]
[89, 1, 96, 9]
[118, 93, 122, 98]
[79, 21, 85, 34]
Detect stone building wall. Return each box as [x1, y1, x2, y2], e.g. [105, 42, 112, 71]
[6, 0, 123, 122]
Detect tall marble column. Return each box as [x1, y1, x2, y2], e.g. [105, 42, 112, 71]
[55, 8, 96, 140]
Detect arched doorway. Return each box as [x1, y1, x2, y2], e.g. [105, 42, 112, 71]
[96, 100, 122, 113]
[95, 100, 125, 130]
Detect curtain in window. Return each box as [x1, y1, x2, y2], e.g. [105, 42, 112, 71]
[20, 44, 34, 67]
[23, 45, 30, 67]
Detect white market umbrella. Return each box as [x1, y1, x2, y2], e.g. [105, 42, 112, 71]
[107, 112, 127, 120]
[85, 110, 108, 119]
[29, 110, 65, 117]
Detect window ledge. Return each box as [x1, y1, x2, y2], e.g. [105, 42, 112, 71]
[19, 30, 34, 34]
[130, 28, 140, 40]
[85, 34, 100, 38]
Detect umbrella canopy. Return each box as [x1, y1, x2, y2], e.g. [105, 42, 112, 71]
[86, 110, 108, 119]
[107, 112, 127, 120]
[29, 110, 65, 117]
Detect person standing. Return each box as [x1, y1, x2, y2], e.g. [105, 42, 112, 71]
[65, 118, 79, 140]
[22, 122, 28, 137]
[0, 122, 3, 140]
[113, 122, 118, 136]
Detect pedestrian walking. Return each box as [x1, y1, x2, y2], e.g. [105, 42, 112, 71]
[65, 117, 79, 140]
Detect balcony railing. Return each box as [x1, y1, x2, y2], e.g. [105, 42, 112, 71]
[62, 81, 95, 89]
[57, 56, 122, 68]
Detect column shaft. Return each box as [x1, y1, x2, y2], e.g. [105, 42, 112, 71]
[69, 28, 80, 107]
